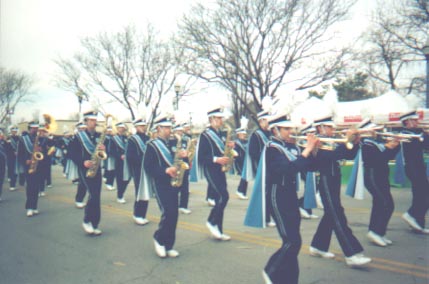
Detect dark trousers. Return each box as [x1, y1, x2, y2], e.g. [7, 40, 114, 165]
[206, 184, 215, 201]
[204, 167, 229, 233]
[405, 165, 429, 227]
[78, 168, 102, 228]
[153, 185, 179, 250]
[75, 180, 87, 203]
[25, 171, 41, 210]
[265, 184, 301, 284]
[115, 160, 130, 199]
[19, 173, 25, 186]
[131, 165, 148, 218]
[364, 167, 394, 236]
[179, 171, 190, 209]
[104, 169, 115, 186]
[311, 175, 363, 257]
[39, 161, 51, 192]
[7, 158, 17, 187]
[265, 189, 273, 223]
[298, 197, 312, 214]
[236, 178, 248, 195]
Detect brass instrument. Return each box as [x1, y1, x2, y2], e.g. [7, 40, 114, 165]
[86, 115, 110, 178]
[222, 125, 238, 172]
[186, 137, 197, 162]
[171, 134, 189, 187]
[28, 114, 57, 174]
[377, 132, 424, 143]
[291, 135, 354, 151]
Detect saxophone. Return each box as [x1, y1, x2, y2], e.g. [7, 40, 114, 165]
[171, 134, 189, 187]
[221, 125, 238, 172]
[186, 136, 197, 162]
[28, 134, 44, 174]
[86, 116, 109, 178]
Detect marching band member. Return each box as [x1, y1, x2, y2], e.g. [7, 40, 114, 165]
[38, 128, 55, 196]
[17, 122, 45, 217]
[143, 115, 185, 258]
[6, 126, 20, 191]
[308, 116, 372, 267]
[360, 119, 400, 246]
[297, 124, 319, 219]
[74, 122, 88, 208]
[196, 107, 233, 240]
[69, 111, 106, 235]
[399, 110, 429, 234]
[171, 124, 192, 214]
[111, 122, 130, 204]
[234, 126, 249, 200]
[126, 117, 150, 225]
[243, 110, 275, 226]
[103, 127, 116, 191]
[0, 131, 7, 201]
[258, 113, 318, 284]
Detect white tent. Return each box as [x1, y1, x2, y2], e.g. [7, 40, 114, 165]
[290, 96, 332, 126]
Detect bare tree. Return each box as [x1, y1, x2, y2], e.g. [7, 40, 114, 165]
[55, 25, 188, 121]
[177, 0, 355, 123]
[356, 0, 428, 94]
[0, 67, 33, 125]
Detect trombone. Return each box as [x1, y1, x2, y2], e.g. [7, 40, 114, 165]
[291, 135, 354, 151]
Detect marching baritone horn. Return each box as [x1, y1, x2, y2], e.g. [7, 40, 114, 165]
[376, 132, 424, 143]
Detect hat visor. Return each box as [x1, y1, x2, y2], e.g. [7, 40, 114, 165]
[84, 115, 98, 120]
[269, 121, 296, 129]
[400, 114, 419, 121]
[315, 122, 336, 127]
[156, 122, 173, 127]
[208, 112, 225, 118]
[134, 122, 147, 126]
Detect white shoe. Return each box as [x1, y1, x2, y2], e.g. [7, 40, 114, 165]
[207, 199, 216, 207]
[345, 254, 372, 267]
[367, 231, 387, 247]
[179, 208, 192, 214]
[309, 214, 319, 219]
[154, 239, 166, 258]
[422, 228, 429, 235]
[402, 212, 423, 231]
[117, 198, 126, 204]
[75, 202, 85, 209]
[82, 222, 95, 234]
[309, 246, 335, 259]
[299, 208, 311, 219]
[167, 249, 180, 258]
[106, 184, 115, 191]
[133, 216, 149, 225]
[206, 221, 222, 239]
[47, 184, 52, 188]
[262, 270, 273, 284]
[93, 228, 102, 236]
[39, 192, 46, 197]
[220, 234, 231, 241]
[26, 209, 34, 217]
[235, 191, 249, 200]
[33, 210, 39, 215]
[382, 236, 393, 245]
[9, 187, 16, 191]
[103, 177, 107, 182]
[267, 221, 276, 228]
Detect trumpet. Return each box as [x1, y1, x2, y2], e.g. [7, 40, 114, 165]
[377, 132, 424, 143]
[291, 135, 354, 151]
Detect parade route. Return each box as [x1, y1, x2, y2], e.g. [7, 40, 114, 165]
[0, 166, 428, 284]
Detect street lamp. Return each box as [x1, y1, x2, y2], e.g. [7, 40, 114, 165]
[422, 39, 429, 108]
[76, 91, 84, 114]
[174, 83, 181, 111]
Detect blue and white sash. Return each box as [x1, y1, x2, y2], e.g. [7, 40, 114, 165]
[346, 148, 365, 200]
[113, 135, 126, 151]
[76, 131, 96, 155]
[244, 141, 298, 228]
[21, 135, 34, 154]
[137, 139, 172, 200]
[124, 135, 147, 181]
[130, 134, 147, 153]
[394, 143, 407, 186]
[241, 130, 269, 182]
[205, 129, 225, 154]
[9, 138, 18, 152]
[303, 171, 317, 209]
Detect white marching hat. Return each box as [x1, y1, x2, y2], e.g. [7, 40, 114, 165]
[83, 110, 98, 120]
[133, 118, 147, 126]
[207, 106, 225, 117]
[399, 110, 419, 122]
[313, 115, 336, 127]
[268, 113, 296, 129]
[154, 114, 173, 127]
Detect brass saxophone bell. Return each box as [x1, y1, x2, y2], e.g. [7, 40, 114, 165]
[96, 150, 108, 160]
[33, 152, 44, 161]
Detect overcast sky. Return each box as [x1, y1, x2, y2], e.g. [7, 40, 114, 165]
[0, 0, 376, 124]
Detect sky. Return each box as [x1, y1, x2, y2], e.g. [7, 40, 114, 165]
[0, 0, 377, 125]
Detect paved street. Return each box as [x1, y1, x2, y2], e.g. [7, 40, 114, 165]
[0, 165, 428, 284]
